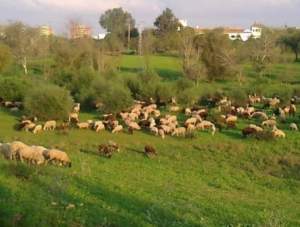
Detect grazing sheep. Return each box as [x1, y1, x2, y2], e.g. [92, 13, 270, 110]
[262, 119, 277, 128]
[242, 124, 263, 137]
[10, 141, 28, 160]
[289, 123, 298, 131]
[185, 117, 198, 127]
[98, 141, 120, 158]
[251, 112, 268, 121]
[23, 123, 36, 132]
[170, 106, 180, 113]
[150, 126, 159, 136]
[196, 121, 216, 135]
[158, 129, 165, 139]
[171, 127, 186, 137]
[17, 146, 45, 165]
[125, 120, 141, 131]
[94, 121, 105, 132]
[144, 145, 157, 157]
[44, 149, 71, 167]
[160, 125, 172, 134]
[112, 125, 123, 134]
[186, 124, 196, 133]
[69, 112, 79, 123]
[289, 104, 297, 117]
[43, 121, 56, 131]
[33, 125, 43, 134]
[77, 122, 90, 129]
[272, 126, 286, 139]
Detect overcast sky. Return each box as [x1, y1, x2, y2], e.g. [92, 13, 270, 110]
[0, 0, 299, 35]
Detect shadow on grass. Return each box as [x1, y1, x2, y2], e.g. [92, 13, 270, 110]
[156, 69, 182, 81]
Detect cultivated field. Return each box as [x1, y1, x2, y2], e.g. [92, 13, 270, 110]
[0, 55, 300, 226]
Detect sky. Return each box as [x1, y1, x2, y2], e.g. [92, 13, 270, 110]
[0, 0, 299, 35]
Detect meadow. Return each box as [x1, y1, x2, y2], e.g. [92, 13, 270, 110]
[0, 55, 300, 227]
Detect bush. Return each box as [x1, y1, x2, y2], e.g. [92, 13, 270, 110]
[24, 84, 74, 120]
[0, 77, 32, 101]
[100, 83, 133, 114]
[226, 87, 248, 106]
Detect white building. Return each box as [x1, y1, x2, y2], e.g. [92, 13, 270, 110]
[226, 25, 262, 41]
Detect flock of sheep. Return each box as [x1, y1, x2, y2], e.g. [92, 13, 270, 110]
[2, 94, 300, 141]
[1, 94, 300, 166]
[0, 141, 71, 167]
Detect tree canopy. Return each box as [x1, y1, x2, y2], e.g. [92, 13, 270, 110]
[154, 8, 181, 35]
[99, 8, 135, 39]
[279, 28, 300, 61]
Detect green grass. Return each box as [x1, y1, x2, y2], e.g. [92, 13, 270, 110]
[1, 55, 300, 226]
[1, 107, 300, 226]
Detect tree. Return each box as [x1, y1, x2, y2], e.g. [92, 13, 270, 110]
[249, 28, 277, 76]
[279, 28, 300, 62]
[3, 22, 40, 75]
[154, 8, 181, 35]
[180, 28, 206, 83]
[100, 8, 135, 41]
[0, 43, 12, 73]
[198, 29, 236, 81]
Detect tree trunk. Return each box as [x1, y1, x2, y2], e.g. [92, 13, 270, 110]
[22, 57, 28, 75]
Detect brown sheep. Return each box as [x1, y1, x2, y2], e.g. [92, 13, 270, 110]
[144, 145, 157, 157]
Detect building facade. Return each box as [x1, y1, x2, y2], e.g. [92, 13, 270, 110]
[70, 23, 91, 39]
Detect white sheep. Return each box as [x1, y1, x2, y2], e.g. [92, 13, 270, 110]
[112, 125, 123, 134]
[43, 120, 57, 131]
[33, 125, 43, 134]
[196, 121, 216, 135]
[171, 127, 186, 137]
[289, 123, 298, 131]
[44, 149, 71, 167]
[94, 121, 105, 132]
[272, 126, 286, 139]
[17, 146, 45, 165]
[77, 122, 90, 129]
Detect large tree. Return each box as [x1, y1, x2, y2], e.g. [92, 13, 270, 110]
[198, 29, 236, 81]
[0, 43, 12, 73]
[99, 8, 135, 40]
[279, 28, 300, 62]
[3, 22, 40, 75]
[154, 8, 181, 35]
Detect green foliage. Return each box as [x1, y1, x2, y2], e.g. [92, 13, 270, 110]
[154, 8, 180, 35]
[24, 84, 74, 120]
[0, 43, 13, 73]
[200, 29, 236, 81]
[279, 28, 300, 61]
[100, 82, 133, 114]
[100, 8, 135, 40]
[0, 76, 31, 101]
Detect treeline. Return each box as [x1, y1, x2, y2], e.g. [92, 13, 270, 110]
[0, 8, 300, 120]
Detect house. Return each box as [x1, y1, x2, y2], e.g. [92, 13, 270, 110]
[195, 24, 262, 41]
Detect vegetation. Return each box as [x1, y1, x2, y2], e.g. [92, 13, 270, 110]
[24, 84, 74, 120]
[0, 7, 300, 227]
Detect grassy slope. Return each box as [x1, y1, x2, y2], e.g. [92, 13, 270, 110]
[0, 56, 300, 226]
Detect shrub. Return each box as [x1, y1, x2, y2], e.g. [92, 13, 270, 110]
[24, 84, 74, 120]
[226, 87, 248, 106]
[98, 82, 133, 114]
[0, 77, 32, 101]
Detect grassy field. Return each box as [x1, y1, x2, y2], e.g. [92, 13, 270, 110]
[1, 55, 300, 226]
